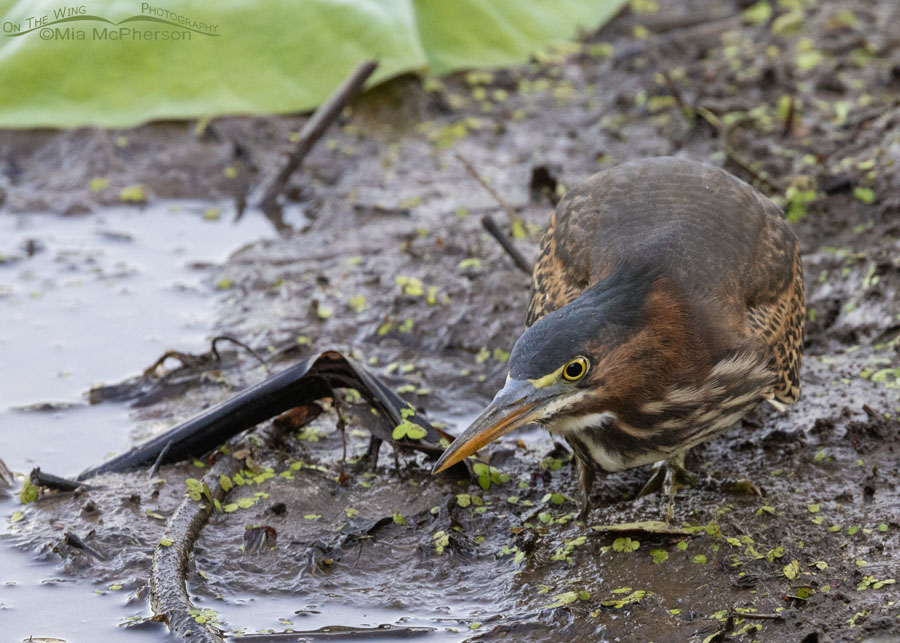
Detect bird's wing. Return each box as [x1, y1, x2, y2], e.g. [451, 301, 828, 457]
[742, 210, 805, 405]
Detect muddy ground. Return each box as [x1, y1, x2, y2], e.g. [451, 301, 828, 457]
[3, 0, 900, 640]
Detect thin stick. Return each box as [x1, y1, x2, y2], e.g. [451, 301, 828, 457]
[454, 152, 532, 275]
[142, 349, 206, 376]
[839, 101, 899, 130]
[147, 440, 173, 479]
[65, 531, 107, 560]
[731, 612, 785, 621]
[210, 334, 269, 371]
[781, 95, 795, 138]
[481, 215, 532, 275]
[694, 107, 782, 193]
[658, 68, 691, 118]
[255, 60, 379, 211]
[454, 152, 522, 228]
[29, 467, 87, 492]
[612, 15, 741, 65]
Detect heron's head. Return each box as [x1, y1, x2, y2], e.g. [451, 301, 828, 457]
[432, 264, 673, 473]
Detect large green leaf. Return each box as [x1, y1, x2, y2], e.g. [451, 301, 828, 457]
[415, 0, 624, 74]
[0, 0, 626, 129]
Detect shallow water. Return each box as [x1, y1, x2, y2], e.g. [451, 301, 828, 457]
[0, 532, 157, 642]
[0, 203, 273, 409]
[209, 593, 474, 640]
[0, 204, 274, 640]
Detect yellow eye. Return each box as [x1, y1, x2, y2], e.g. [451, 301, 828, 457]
[562, 356, 589, 381]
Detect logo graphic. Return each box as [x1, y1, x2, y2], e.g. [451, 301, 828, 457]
[2, 4, 218, 41]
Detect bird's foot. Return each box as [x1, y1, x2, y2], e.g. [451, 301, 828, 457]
[636, 455, 697, 523]
[636, 455, 697, 498]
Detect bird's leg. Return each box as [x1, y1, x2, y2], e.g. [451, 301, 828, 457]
[332, 394, 348, 468]
[576, 457, 596, 522]
[637, 452, 697, 521]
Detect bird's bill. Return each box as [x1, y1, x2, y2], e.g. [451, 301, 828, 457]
[432, 378, 541, 474]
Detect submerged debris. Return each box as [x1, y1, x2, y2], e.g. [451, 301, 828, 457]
[77, 351, 450, 481]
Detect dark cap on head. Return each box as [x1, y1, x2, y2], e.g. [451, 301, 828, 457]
[509, 263, 659, 381]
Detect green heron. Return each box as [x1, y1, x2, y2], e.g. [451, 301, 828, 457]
[433, 157, 804, 519]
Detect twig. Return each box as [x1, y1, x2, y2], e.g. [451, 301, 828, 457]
[147, 440, 173, 479]
[590, 520, 699, 536]
[612, 15, 741, 66]
[255, 60, 379, 211]
[210, 334, 268, 372]
[454, 152, 522, 228]
[30, 467, 88, 492]
[694, 107, 783, 194]
[839, 101, 900, 130]
[481, 215, 532, 275]
[142, 349, 212, 377]
[639, 28, 782, 195]
[781, 95, 795, 138]
[731, 612, 785, 621]
[454, 153, 532, 275]
[658, 68, 691, 118]
[638, 17, 780, 195]
[722, 124, 782, 193]
[143, 336, 268, 380]
[65, 531, 107, 561]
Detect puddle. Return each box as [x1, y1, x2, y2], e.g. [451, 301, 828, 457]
[0, 203, 274, 409]
[208, 593, 474, 639]
[0, 404, 135, 473]
[0, 531, 159, 643]
[0, 203, 274, 640]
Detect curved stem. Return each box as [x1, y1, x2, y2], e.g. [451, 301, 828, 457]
[150, 456, 242, 641]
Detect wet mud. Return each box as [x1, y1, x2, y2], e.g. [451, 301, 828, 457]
[4, 0, 900, 640]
